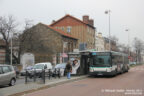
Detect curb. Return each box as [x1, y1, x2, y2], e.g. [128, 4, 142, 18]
[130, 64, 144, 68]
[8, 76, 88, 96]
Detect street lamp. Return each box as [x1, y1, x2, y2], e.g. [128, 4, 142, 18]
[125, 29, 130, 56]
[10, 33, 13, 65]
[105, 10, 111, 51]
[125, 29, 131, 64]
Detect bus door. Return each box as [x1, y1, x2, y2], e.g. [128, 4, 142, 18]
[80, 55, 90, 75]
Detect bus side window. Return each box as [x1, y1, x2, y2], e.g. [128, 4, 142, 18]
[118, 55, 122, 64]
[116, 55, 119, 64]
[112, 56, 114, 65]
[112, 55, 116, 65]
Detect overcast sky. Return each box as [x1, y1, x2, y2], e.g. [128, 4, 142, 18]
[0, 0, 144, 46]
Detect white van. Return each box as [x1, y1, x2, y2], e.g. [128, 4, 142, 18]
[33, 62, 52, 70]
[28, 62, 53, 76]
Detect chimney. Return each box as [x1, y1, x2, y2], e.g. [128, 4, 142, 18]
[83, 15, 89, 24]
[89, 19, 94, 26]
[52, 20, 56, 23]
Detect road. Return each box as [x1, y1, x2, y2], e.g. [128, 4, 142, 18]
[21, 65, 144, 96]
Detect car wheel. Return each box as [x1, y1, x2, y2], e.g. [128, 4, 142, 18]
[9, 78, 16, 86]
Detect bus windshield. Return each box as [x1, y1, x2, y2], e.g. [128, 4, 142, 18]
[91, 55, 111, 67]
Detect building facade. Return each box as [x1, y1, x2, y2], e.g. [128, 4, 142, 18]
[50, 14, 95, 50]
[104, 37, 117, 51]
[0, 39, 6, 64]
[95, 33, 104, 51]
[22, 23, 78, 64]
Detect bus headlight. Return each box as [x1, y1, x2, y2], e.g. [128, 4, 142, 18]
[107, 68, 112, 72]
[90, 68, 94, 72]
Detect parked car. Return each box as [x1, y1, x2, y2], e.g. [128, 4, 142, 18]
[33, 62, 52, 70]
[55, 63, 66, 69]
[0, 64, 16, 86]
[20, 66, 34, 76]
[53, 63, 66, 76]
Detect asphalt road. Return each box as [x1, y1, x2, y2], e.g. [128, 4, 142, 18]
[24, 65, 144, 96]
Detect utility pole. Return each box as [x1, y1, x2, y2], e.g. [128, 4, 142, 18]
[105, 10, 111, 51]
[125, 29, 130, 56]
[10, 33, 13, 65]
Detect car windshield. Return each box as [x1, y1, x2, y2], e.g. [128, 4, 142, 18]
[33, 64, 44, 69]
[26, 66, 34, 70]
[91, 55, 111, 67]
[55, 63, 66, 68]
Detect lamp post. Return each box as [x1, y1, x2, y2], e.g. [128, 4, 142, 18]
[105, 10, 111, 51]
[125, 29, 130, 56]
[125, 29, 131, 64]
[10, 33, 13, 65]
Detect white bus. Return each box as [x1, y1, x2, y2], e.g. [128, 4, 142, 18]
[88, 51, 129, 76]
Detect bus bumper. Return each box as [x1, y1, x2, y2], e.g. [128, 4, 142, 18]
[89, 71, 116, 76]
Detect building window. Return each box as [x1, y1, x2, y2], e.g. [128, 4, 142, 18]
[67, 26, 71, 33]
[61, 27, 64, 31]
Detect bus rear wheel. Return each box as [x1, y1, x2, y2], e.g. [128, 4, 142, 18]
[111, 70, 117, 77]
[125, 68, 129, 72]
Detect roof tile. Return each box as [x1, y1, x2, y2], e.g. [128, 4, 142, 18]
[40, 23, 78, 40]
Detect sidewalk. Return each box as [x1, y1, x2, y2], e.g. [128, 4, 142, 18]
[0, 75, 87, 96]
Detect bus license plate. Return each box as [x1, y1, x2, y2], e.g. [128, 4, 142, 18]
[97, 73, 103, 75]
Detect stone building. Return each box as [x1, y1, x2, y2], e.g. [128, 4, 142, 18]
[50, 14, 96, 50]
[0, 39, 6, 64]
[22, 23, 78, 64]
[104, 37, 117, 51]
[95, 33, 104, 51]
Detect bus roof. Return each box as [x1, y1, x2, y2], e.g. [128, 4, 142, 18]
[80, 50, 128, 56]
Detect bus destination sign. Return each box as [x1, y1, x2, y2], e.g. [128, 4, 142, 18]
[92, 52, 110, 56]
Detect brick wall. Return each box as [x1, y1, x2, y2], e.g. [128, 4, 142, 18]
[0, 49, 5, 64]
[22, 23, 77, 63]
[51, 15, 95, 50]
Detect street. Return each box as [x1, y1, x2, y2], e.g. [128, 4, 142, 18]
[25, 65, 144, 96]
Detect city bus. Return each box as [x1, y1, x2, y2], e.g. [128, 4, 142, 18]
[88, 51, 129, 76]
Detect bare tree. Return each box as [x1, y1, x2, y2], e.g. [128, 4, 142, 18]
[110, 35, 119, 43]
[0, 15, 17, 64]
[0, 16, 34, 64]
[117, 43, 129, 54]
[107, 35, 119, 51]
[24, 19, 33, 30]
[12, 19, 34, 64]
[133, 37, 144, 63]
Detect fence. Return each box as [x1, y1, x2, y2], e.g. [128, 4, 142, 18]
[25, 68, 61, 84]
